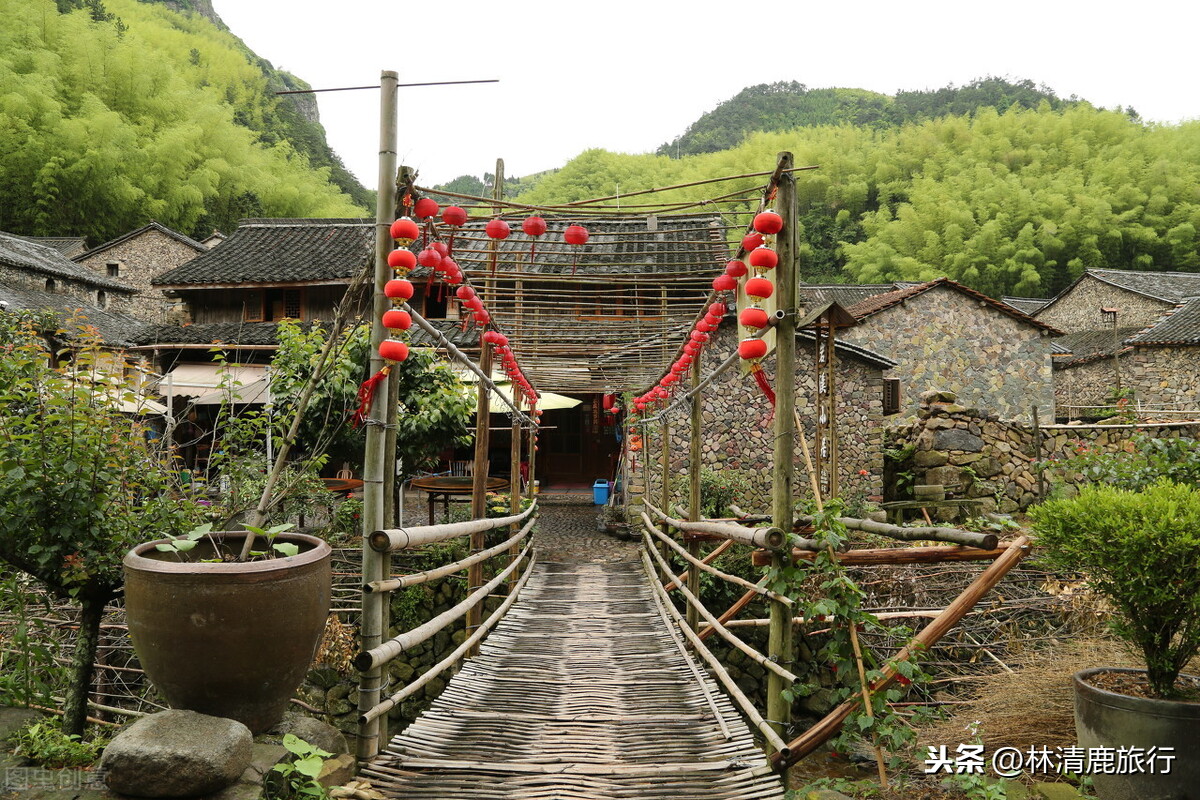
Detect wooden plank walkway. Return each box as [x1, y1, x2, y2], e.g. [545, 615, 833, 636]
[362, 559, 785, 799]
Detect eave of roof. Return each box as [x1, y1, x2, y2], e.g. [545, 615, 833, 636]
[846, 277, 1062, 334]
[74, 221, 208, 262]
[1, 231, 137, 292]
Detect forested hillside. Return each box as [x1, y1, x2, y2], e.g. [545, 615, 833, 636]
[0, 0, 369, 244]
[517, 106, 1200, 299]
[658, 78, 1080, 158]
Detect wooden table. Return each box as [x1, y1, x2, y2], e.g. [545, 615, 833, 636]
[408, 476, 509, 524]
[322, 477, 364, 496]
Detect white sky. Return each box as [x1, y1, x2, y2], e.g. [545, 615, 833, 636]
[210, 0, 1200, 193]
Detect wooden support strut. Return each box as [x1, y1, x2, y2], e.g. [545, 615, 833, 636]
[770, 535, 1033, 770]
[643, 499, 785, 550]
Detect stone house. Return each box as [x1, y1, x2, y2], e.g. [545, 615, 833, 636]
[635, 310, 896, 514]
[0, 230, 144, 345]
[1033, 268, 1200, 417]
[73, 222, 209, 323]
[806, 278, 1060, 423]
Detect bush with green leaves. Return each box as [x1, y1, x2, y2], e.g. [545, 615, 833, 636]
[1030, 480, 1200, 698]
[1045, 433, 1200, 491]
[0, 313, 203, 734]
[10, 717, 108, 768]
[673, 468, 749, 519]
[265, 734, 333, 800]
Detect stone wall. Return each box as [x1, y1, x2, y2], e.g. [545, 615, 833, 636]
[1055, 346, 1200, 418]
[837, 283, 1056, 423]
[1036, 278, 1171, 334]
[0, 263, 138, 316]
[631, 317, 885, 515]
[886, 390, 1200, 512]
[76, 228, 204, 322]
[1054, 356, 1123, 417]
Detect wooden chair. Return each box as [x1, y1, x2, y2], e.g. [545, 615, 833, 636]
[449, 460, 473, 477]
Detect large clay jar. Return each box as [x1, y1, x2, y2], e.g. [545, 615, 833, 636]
[124, 532, 331, 733]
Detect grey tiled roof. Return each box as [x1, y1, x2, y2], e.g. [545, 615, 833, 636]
[446, 214, 726, 275]
[1, 231, 135, 292]
[846, 277, 1061, 333]
[801, 284, 899, 308]
[1127, 298, 1200, 346]
[1052, 325, 1143, 364]
[1085, 268, 1200, 304]
[131, 318, 480, 350]
[1001, 296, 1049, 315]
[153, 219, 375, 286]
[0, 284, 145, 346]
[75, 221, 208, 262]
[25, 236, 88, 258]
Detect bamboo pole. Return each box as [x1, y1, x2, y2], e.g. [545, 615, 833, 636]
[792, 514, 999, 550]
[642, 531, 798, 682]
[364, 519, 533, 592]
[663, 539, 735, 591]
[659, 416, 672, 585]
[466, 341, 493, 654]
[643, 499, 784, 549]
[643, 517, 791, 605]
[508, 391, 522, 590]
[687, 358, 702, 632]
[698, 582, 764, 642]
[355, 540, 533, 671]
[359, 552, 537, 725]
[767, 151, 797, 753]
[750, 542, 1019, 568]
[771, 536, 1033, 770]
[369, 504, 535, 552]
[356, 69, 398, 763]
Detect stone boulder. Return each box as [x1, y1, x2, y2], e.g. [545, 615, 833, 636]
[271, 712, 349, 756]
[101, 710, 252, 797]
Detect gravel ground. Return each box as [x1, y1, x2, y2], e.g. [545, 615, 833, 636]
[531, 496, 640, 564]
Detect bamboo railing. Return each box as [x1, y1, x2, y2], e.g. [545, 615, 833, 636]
[355, 502, 539, 751]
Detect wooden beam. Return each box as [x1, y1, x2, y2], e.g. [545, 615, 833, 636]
[751, 541, 1020, 567]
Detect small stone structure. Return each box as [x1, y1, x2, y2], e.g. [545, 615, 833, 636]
[101, 710, 253, 797]
[885, 390, 1200, 512]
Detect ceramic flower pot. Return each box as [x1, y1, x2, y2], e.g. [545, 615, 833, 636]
[123, 532, 331, 733]
[1074, 667, 1200, 800]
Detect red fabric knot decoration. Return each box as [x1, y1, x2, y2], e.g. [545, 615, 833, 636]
[351, 364, 392, 428]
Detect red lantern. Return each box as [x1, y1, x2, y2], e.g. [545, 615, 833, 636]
[690, 330, 709, 343]
[746, 277, 774, 299]
[742, 232, 764, 252]
[388, 248, 416, 271]
[679, 354, 693, 367]
[390, 217, 420, 243]
[709, 302, 727, 317]
[739, 307, 770, 329]
[443, 264, 463, 285]
[417, 248, 443, 269]
[379, 339, 409, 362]
[725, 259, 748, 278]
[753, 210, 784, 235]
[382, 309, 412, 331]
[442, 206, 467, 226]
[522, 216, 547, 236]
[465, 297, 484, 312]
[474, 310, 491, 325]
[414, 197, 439, 220]
[713, 274, 738, 292]
[564, 225, 590, 245]
[696, 319, 713, 333]
[748, 246, 779, 270]
[384, 279, 414, 300]
[486, 219, 511, 240]
[432, 241, 450, 257]
[739, 338, 768, 360]
[456, 285, 475, 301]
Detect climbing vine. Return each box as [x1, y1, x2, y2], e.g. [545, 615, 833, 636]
[766, 499, 929, 768]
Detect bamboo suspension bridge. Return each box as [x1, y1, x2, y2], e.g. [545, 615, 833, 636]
[346, 74, 1032, 797]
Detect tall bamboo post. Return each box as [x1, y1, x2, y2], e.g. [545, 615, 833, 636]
[466, 159, 503, 654]
[508, 392, 522, 589]
[525, 413, 537, 501]
[766, 151, 796, 755]
[658, 416, 672, 583]
[687, 357, 702, 632]
[1032, 405, 1046, 498]
[356, 69, 398, 762]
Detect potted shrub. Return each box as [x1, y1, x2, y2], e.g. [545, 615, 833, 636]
[122, 524, 330, 733]
[1030, 480, 1200, 800]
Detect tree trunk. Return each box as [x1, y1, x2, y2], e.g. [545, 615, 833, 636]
[62, 594, 105, 737]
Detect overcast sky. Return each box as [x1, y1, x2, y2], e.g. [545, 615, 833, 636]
[210, 1, 1200, 193]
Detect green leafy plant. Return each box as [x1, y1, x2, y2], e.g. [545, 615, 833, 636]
[1044, 433, 1200, 491]
[1030, 480, 1200, 698]
[673, 468, 749, 519]
[266, 734, 333, 800]
[0, 313, 204, 734]
[939, 722, 1007, 800]
[155, 522, 299, 560]
[10, 718, 108, 768]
